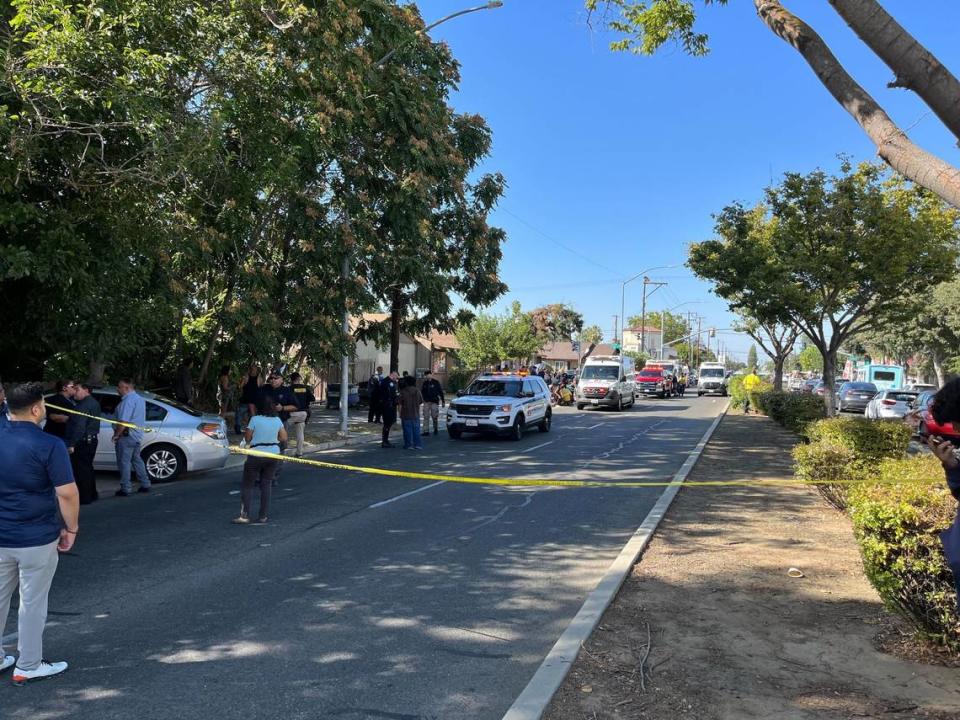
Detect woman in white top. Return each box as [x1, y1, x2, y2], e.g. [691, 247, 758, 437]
[234, 396, 287, 524]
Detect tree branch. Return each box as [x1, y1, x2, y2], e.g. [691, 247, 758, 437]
[828, 0, 960, 146]
[754, 0, 960, 208]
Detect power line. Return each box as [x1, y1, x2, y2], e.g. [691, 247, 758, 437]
[499, 207, 622, 277]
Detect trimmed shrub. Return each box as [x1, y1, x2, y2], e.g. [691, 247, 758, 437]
[746, 380, 773, 413]
[756, 391, 825, 436]
[848, 456, 959, 650]
[795, 417, 911, 509]
[446, 368, 475, 393]
[728, 375, 746, 409]
[806, 417, 912, 463]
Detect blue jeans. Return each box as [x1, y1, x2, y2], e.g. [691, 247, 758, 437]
[116, 435, 149, 491]
[235, 403, 250, 433]
[401, 418, 422, 449]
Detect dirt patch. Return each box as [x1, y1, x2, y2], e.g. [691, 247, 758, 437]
[545, 412, 960, 720]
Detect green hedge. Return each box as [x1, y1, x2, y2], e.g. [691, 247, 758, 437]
[755, 391, 825, 435]
[848, 457, 959, 650]
[794, 417, 911, 510]
[446, 368, 475, 393]
[728, 376, 746, 408]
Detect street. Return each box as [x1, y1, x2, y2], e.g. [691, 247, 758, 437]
[2, 396, 725, 720]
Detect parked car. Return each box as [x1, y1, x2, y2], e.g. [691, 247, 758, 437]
[47, 388, 230, 482]
[905, 383, 937, 393]
[837, 382, 878, 413]
[906, 390, 960, 445]
[864, 389, 918, 420]
[800, 378, 819, 394]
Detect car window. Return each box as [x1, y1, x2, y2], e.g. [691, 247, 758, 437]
[700, 368, 725, 378]
[468, 380, 522, 397]
[581, 365, 620, 381]
[93, 393, 120, 415]
[888, 392, 917, 403]
[845, 383, 877, 391]
[535, 378, 548, 395]
[147, 393, 202, 417]
[522, 379, 534, 396]
[146, 402, 167, 422]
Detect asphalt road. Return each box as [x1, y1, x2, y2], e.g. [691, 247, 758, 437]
[2, 395, 726, 720]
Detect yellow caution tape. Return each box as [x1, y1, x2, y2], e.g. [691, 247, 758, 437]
[42, 403, 941, 490]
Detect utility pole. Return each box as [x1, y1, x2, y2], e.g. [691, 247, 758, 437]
[639, 278, 666, 358]
[612, 315, 619, 347]
[696, 317, 702, 367]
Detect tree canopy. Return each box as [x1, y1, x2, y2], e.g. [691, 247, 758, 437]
[688, 161, 959, 413]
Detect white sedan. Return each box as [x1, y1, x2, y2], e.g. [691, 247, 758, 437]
[864, 390, 918, 420]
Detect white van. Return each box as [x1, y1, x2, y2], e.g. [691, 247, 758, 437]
[576, 355, 636, 411]
[697, 362, 728, 397]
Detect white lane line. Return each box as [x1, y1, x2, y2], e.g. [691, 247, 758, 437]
[368, 481, 446, 509]
[586, 423, 602, 430]
[524, 441, 555, 453]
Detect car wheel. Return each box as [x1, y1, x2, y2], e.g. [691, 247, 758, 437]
[510, 414, 525, 441]
[918, 421, 928, 440]
[697, 392, 703, 397]
[448, 426, 462, 440]
[142, 444, 185, 483]
[576, 404, 585, 411]
[538, 410, 552, 433]
[616, 395, 623, 412]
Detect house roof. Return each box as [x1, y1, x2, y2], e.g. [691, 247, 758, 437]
[426, 331, 460, 351]
[538, 341, 580, 362]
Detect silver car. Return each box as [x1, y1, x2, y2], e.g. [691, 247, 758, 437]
[79, 388, 229, 482]
[864, 389, 918, 420]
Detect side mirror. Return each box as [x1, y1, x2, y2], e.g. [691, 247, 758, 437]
[456, 389, 466, 397]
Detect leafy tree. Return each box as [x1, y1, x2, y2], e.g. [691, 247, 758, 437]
[734, 315, 799, 390]
[454, 302, 541, 369]
[589, 0, 960, 208]
[580, 325, 604, 359]
[689, 162, 959, 414]
[798, 346, 824, 374]
[528, 304, 584, 342]
[627, 310, 689, 348]
[746, 345, 758, 371]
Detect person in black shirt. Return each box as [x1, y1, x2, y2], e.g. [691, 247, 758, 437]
[368, 367, 383, 424]
[64, 383, 102, 504]
[380, 372, 400, 448]
[237, 365, 262, 433]
[43, 379, 76, 441]
[287, 372, 315, 458]
[420, 371, 445, 436]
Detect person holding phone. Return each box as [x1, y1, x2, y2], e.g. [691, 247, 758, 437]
[0, 382, 79, 684]
[927, 379, 960, 607]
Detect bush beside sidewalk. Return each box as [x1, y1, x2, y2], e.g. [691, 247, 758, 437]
[545, 412, 960, 720]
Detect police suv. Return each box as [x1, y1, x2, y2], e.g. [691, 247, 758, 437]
[446, 373, 552, 440]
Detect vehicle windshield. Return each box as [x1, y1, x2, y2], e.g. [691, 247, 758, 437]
[873, 370, 896, 382]
[466, 380, 523, 397]
[844, 383, 877, 392]
[638, 370, 662, 378]
[148, 393, 203, 417]
[700, 368, 724, 378]
[581, 365, 620, 381]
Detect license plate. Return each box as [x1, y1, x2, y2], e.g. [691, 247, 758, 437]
[466, 419, 479, 427]
[591, 399, 599, 405]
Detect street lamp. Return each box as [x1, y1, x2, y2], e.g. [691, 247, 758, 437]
[619, 264, 680, 357]
[338, 0, 504, 436]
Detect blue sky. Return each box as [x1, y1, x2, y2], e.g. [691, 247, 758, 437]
[419, 0, 960, 362]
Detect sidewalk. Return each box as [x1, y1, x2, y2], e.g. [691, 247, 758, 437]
[544, 412, 960, 720]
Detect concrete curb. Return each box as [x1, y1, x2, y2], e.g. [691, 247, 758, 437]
[501, 402, 731, 720]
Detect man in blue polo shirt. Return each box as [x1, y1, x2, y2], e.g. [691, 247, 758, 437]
[113, 377, 150, 497]
[0, 382, 79, 684]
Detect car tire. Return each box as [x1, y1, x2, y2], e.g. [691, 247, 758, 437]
[510, 414, 525, 441]
[616, 395, 623, 412]
[142, 444, 185, 483]
[697, 392, 703, 397]
[538, 410, 552, 433]
[448, 426, 462, 440]
[918, 421, 928, 440]
[576, 404, 585, 411]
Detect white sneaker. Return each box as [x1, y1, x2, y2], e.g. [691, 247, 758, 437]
[12, 661, 68, 685]
[1, 655, 14, 672]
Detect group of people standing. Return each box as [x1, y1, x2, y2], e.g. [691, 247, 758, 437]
[36, 377, 153, 503]
[367, 368, 446, 449]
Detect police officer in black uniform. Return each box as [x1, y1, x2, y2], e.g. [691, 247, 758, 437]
[64, 382, 102, 504]
[380, 371, 400, 448]
[368, 367, 383, 424]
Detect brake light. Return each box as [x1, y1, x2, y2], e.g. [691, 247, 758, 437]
[198, 422, 225, 440]
[881, 399, 897, 406]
